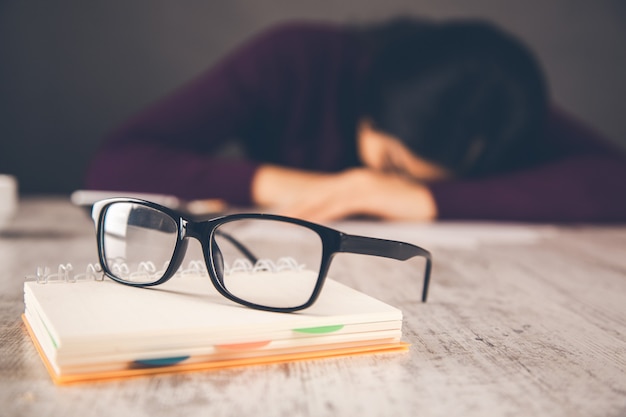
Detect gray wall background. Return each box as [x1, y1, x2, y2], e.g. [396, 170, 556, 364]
[1, 1, 625, 195]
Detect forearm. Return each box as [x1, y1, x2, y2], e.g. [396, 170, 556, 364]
[349, 169, 438, 221]
[251, 165, 337, 207]
[253, 166, 438, 222]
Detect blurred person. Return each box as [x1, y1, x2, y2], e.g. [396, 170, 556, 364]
[85, 18, 626, 222]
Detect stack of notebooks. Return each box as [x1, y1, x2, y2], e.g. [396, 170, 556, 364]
[23, 267, 407, 384]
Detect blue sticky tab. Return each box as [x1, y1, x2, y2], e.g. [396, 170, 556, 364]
[133, 355, 190, 368]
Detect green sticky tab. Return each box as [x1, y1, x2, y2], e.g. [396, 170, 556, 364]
[293, 324, 344, 334]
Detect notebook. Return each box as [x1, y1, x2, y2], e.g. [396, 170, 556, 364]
[23, 263, 408, 384]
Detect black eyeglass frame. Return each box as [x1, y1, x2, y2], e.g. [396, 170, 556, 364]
[92, 198, 432, 313]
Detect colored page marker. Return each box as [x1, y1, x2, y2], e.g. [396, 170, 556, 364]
[216, 340, 271, 351]
[293, 325, 344, 334]
[133, 355, 190, 368]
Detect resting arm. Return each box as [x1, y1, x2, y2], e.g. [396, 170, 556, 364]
[429, 153, 626, 222]
[85, 27, 286, 205]
[429, 107, 626, 223]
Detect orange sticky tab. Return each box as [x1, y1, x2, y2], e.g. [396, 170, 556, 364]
[215, 340, 271, 351]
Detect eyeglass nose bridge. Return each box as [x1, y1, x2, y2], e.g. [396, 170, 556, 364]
[165, 219, 209, 273]
[181, 218, 219, 242]
[178, 218, 225, 278]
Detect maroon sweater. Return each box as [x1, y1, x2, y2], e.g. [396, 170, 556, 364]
[85, 22, 626, 222]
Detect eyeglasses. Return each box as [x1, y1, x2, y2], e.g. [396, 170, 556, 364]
[91, 198, 432, 313]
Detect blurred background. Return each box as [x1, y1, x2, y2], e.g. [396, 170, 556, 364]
[1, 0, 625, 195]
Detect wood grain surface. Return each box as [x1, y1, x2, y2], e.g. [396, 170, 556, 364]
[1, 198, 625, 417]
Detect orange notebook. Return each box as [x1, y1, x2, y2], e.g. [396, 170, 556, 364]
[23, 272, 408, 384]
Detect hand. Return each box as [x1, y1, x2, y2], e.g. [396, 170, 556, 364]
[251, 165, 438, 222]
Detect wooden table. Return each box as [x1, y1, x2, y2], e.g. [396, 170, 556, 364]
[1, 197, 625, 417]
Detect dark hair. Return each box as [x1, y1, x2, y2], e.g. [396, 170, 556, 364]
[357, 17, 548, 176]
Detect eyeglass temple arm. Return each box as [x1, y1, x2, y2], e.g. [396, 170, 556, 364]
[213, 230, 259, 264]
[338, 234, 432, 302]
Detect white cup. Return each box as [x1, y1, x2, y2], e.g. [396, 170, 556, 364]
[0, 175, 18, 231]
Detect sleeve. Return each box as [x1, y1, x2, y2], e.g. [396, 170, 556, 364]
[84, 25, 289, 205]
[428, 108, 626, 223]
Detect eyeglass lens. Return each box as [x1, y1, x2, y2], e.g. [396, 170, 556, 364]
[213, 218, 323, 309]
[101, 203, 178, 283]
[100, 202, 325, 309]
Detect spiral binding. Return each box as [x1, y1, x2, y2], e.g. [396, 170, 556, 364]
[26, 257, 306, 284]
[26, 263, 105, 284]
[226, 257, 305, 275]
